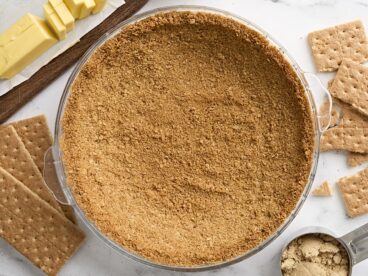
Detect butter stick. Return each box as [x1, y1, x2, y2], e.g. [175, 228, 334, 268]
[0, 13, 57, 79]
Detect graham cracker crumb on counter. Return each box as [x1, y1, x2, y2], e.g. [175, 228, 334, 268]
[60, 11, 315, 266]
[312, 181, 333, 197]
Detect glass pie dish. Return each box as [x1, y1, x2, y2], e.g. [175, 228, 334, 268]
[44, 5, 332, 272]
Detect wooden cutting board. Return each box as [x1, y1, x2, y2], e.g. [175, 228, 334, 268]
[0, 0, 148, 123]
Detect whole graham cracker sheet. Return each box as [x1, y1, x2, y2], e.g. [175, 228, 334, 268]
[0, 167, 85, 275]
[338, 168, 368, 217]
[0, 126, 61, 212]
[308, 20, 368, 72]
[329, 60, 368, 117]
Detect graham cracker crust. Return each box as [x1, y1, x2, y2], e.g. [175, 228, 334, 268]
[60, 11, 315, 266]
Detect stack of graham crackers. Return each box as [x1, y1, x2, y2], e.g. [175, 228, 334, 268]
[0, 115, 85, 275]
[308, 20, 368, 218]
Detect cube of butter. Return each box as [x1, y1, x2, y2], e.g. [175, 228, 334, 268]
[49, 0, 75, 32]
[92, 0, 107, 14]
[63, 0, 84, 19]
[44, 3, 67, 40]
[0, 13, 57, 79]
[64, 0, 96, 19]
[79, 0, 96, 19]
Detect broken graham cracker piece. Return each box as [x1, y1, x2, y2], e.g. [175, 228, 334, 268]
[308, 20, 368, 71]
[338, 168, 368, 217]
[329, 59, 368, 117]
[320, 127, 368, 153]
[0, 126, 61, 212]
[312, 181, 333, 196]
[347, 152, 368, 167]
[3, 115, 53, 173]
[0, 167, 85, 275]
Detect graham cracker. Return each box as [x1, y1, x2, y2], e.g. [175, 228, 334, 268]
[347, 152, 368, 167]
[325, 84, 368, 166]
[2, 115, 76, 223]
[329, 59, 368, 117]
[0, 126, 61, 212]
[342, 102, 368, 166]
[320, 127, 368, 153]
[308, 20, 368, 71]
[0, 167, 85, 275]
[3, 115, 53, 173]
[322, 96, 368, 128]
[338, 168, 368, 217]
[339, 101, 368, 128]
[312, 181, 333, 196]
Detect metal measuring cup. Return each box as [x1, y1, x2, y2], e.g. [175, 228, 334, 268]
[280, 223, 368, 275]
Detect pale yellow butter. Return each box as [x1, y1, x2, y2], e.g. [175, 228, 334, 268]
[63, 0, 84, 19]
[49, 0, 75, 32]
[92, 0, 107, 14]
[79, 0, 96, 19]
[44, 3, 66, 40]
[0, 13, 57, 79]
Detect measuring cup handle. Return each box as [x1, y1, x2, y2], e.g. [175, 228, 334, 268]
[340, 223, 368, 265]
[303, 72, 333, 133]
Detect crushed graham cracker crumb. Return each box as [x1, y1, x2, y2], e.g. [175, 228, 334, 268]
[60, 11, 315, 266]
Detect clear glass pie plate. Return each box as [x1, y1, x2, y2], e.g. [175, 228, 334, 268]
[44, 5, 330, 272]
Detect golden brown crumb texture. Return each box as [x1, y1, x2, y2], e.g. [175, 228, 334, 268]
[60, 11, 315, 266]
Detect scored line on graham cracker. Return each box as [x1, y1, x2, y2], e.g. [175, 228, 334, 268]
[0, 167, 85, 275]
[338, 168, 368, 217]
[308, 20, 368, 71]
[0, 126, 61, 212]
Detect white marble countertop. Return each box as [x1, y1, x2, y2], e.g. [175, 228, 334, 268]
[1, 0, 368, 275]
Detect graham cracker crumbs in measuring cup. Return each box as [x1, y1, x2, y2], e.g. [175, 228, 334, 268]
[61, 11, 315, 266]
[282, 234, 349, 276]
